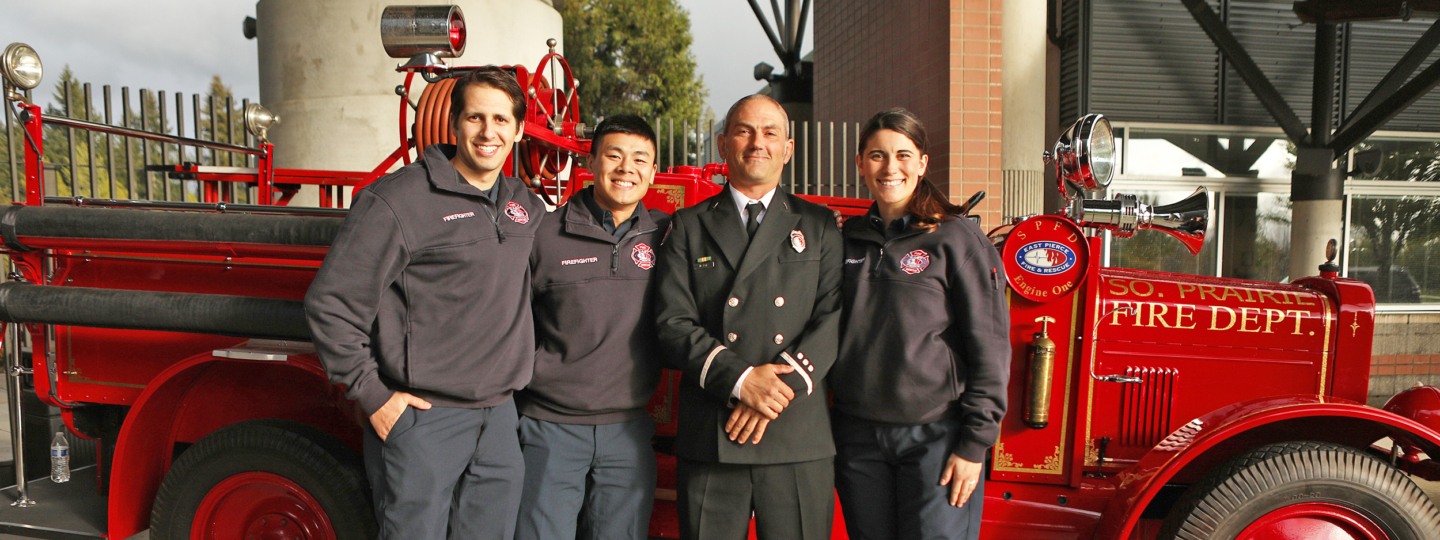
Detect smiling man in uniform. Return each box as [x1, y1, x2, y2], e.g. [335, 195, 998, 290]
[517, 114, 671, 540]
[655, 94, 844, 540]
[305, 66, 546, 539]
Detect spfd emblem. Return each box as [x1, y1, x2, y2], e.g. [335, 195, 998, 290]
[504, 201, 529, 224]
[1015, 241, 1076, 275]
[790, 230, 806, 253]
[632, 243, 656, 270]
[900, 250, 930, 274]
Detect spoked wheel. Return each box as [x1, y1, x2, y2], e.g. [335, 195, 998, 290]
[150, 420, 375, 540]
[1159, 441, 1440, 540]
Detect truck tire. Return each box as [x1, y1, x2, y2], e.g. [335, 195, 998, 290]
[150, 419, 375, 540]
[1158, 440, 1440, 540]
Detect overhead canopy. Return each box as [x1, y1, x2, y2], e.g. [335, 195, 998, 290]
[1294, 0, 1440, 23]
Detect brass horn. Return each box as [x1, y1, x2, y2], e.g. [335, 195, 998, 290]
[1074, 187, 1209, 255]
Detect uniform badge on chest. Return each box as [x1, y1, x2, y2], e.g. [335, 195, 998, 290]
[790, 230, 806, 253]
[504, 201, 529, 224]
[900, 249, 930, 274]
[632, 243, 656, 270]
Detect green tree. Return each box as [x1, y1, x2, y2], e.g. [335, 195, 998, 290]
[561, 0, 706, 123]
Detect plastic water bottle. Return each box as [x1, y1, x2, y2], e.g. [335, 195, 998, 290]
[50, 431, 69, 483]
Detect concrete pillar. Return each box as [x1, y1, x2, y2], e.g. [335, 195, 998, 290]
[1290, 199, 1344, 281]
[1288, 147, 1344, 281]
[1001, 0, 1047, 219]
[254, 0, 563, 206]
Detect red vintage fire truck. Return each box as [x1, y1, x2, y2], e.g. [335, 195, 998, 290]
[2, 6, 1440, 540]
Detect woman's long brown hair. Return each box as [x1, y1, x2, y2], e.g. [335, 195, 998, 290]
[856, 108, 961, 233]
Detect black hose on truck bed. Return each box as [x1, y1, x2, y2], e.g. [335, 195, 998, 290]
[0, 204, 341, 251]
[0, 282, 309, 340]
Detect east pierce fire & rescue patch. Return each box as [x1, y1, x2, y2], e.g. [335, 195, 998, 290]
[791, 230, 806, 253]
[504, 201, 529, 224]
[1015, 241, 1076, 275]
[900, 249, 930, 274]
[632, 243, 656, 270]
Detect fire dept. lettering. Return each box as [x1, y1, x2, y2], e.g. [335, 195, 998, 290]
[1105, 276, 1324, 337]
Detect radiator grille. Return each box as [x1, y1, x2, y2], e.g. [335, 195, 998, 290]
[1120, 366, 1178, 447]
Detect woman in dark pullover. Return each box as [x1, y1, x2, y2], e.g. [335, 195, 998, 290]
[831, 109, 1011, 540]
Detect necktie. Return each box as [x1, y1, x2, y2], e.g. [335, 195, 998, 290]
[745, 202, 764, 239]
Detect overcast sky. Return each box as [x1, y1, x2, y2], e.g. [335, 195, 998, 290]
[0, 0, 810, 118]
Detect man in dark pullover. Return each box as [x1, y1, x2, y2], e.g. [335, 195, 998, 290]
[304, 67, 545, 540]
[516, 115, 671, 540]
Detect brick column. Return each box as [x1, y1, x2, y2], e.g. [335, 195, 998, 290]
[948, 0, 1004, 227]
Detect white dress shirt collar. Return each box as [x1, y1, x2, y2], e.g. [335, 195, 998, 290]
[727, 183, 778, 226]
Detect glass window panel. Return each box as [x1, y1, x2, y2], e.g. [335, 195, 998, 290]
[1125, 130, 1293, 179]
[1348, 195, 1440, 304]
[1109, 190, 1218, 276]
[1220, 193, 1291, 283]
[1344, 140, 1440, 182]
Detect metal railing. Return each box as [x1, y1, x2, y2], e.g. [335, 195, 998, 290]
[648, 117, 869, 199]
[0, 76, 875, 208]
[1, 80, 258, 205]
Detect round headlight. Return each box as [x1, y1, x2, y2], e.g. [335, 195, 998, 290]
[1085, 117, 1115, 188]
[1052, 113, 1115, 194]
[2, 43, 43, 91]
[244, 103, 280, 143]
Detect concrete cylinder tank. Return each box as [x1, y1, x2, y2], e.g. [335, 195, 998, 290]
[253, 0, 563, 205]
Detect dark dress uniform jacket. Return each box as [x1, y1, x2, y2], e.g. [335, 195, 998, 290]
[655, 188, 843, 464]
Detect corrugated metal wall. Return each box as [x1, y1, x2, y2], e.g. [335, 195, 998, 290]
[1348, 19, 1440, 131]
[1061, 0, 1440, 133]
[1089, 0, 1221, 124]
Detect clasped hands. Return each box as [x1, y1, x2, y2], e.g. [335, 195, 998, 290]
[725, 363, 796, 445]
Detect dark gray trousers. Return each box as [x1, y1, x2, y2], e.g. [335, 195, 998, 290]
[515, 415, 658, 540]
[676, 457, 835, 540]
[832, 413, 985, 540]
[362, 399, 525, 540]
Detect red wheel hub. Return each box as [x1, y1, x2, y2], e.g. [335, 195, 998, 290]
[1237, 502, 1389, 540]
[192, 472, 336, 540]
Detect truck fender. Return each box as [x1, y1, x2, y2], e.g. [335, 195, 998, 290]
[1091, 394, 1440, 540]
[105, 352, 359, 540]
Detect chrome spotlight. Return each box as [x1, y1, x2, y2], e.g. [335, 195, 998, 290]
[2, 43, 43, 102]
[244, 103, 280, 144]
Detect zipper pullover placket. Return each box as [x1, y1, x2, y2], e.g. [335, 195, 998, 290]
[479, 200, 506, 243]
[865, 231, 924, 278]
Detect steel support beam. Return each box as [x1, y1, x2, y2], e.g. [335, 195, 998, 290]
[747, 0, 790, 70]
[1329, 57, 1440, 153]
[793, 0, 812, 65]
[1310, 23, 1338, 148]
[1180, 0, 1309, 143]
[1335, 18, 1440, 137]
